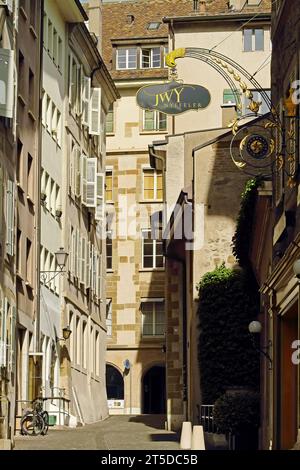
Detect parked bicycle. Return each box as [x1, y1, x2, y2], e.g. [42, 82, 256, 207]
[20, 398, 49, 436]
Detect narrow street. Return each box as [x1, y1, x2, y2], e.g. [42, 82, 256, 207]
[14, 416, 180, 451]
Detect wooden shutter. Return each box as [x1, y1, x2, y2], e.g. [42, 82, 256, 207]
[86, 158, 97, 207]
[6, 180, 15, 256]
[81, 154, 87, 205]
[89, 87, 101, 135]
[95, 173, 105, 221]
[76, 229, 81, 280]
[69, 140, 74, 194]
[81, 237, 86, 286]
[68, 53, 73, 105]
[86, 241, 91, 289]
[71, 227, 76, 277]
[9, 306, 16, 373]
[90, 245, 95, 295]
[82, 76, 91, 127]
[75, 147, 81, 198]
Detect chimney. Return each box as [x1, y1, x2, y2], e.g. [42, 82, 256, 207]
[86, 0, 103, 54]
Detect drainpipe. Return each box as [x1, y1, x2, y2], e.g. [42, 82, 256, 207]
[148, 144, 166, 229]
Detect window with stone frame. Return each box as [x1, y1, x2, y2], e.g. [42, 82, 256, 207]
[116, 47, 137, 70]
[143, 168, 163, 201]
[106, 299, 112, 337]
[141, 229, 164, 269]
[142, 110, 167, 132]
[105, 170, 113, 202]
[141, 47, 161, 68]
[106, 104, 114, 134]
[141, 300, 165, 337]
[243, 28, 264, 52]
[106, 231, 113, 270]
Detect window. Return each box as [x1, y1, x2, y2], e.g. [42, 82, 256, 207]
[142, 229, 164, 269]
[16, 229, 21, 274]
[147, 22, 161, 30]
[106, 299, 112, 337]
[29, 0, 37, 31]
[116, 48, 137, 70]
[82, 321, 87, 369]
[141, 300, 165, 337]
[105, 170, 113, 202]
[143, 110, 167, 132]
[106, 104, 114, 134]
[48, 19, 53, 55]
[26, 238, 32, 285]
[27, 153, 33, 200]
[143, 169, 163, 200]
[58, 37, 63, 70]
[141, 47, 161, 68]
[76, 317, 81, 366]
[95, 331, 100, 376]
[18, 50, 25, 98]
[17, 140, 23, 187]
[28, 68, 35, 114]
[243, 28, 264, 52]
[243, 89, 271, 115]
[106, 231, 112, 270]
[223, 89, 240, 105]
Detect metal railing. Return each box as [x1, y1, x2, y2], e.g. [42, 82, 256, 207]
[198, 404, 217, 433]
[15, 395, 70, 432]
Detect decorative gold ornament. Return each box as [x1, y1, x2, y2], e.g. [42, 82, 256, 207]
[283, 88, 297, 117]
[239, 81, 248, 93]
[165, 48, 186, 68]
[248, 100, 262, 114]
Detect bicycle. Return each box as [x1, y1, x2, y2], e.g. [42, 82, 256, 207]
[20, 398, 49, 436]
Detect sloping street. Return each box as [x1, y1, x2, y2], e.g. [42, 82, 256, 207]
[14, 416, 180, 451]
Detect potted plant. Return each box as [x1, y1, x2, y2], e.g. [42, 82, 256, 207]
[213, 389, 260, 450]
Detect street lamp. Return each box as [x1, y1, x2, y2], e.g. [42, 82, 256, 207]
[55, 247, 69, 271]
[56, 326, 72, 342]
[40, 247, 68, 285]
[248, 320, 272, 369]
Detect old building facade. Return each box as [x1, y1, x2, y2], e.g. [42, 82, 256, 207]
[249, 0, 300, 450]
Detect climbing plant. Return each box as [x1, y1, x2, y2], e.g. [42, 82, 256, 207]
[197, 264, 260, 404]
[232, 177, 263, 268]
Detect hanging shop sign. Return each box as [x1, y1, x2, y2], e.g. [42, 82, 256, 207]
[136, 80, 211, 115]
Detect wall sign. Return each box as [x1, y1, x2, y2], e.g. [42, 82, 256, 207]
[136, 80, 211, 115]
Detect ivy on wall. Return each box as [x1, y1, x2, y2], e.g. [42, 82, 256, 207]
[197, 265, 260, 404]
[232, 177, 262, 268]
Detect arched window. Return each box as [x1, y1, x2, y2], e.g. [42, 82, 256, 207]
[106, 365, 124, 400]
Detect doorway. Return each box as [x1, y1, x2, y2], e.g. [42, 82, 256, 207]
[279, 302, 298, 449]
[142, 365, 166, 414]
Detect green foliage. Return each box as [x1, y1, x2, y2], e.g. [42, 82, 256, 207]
[232, 177, 262, 268]
[197, 264, 259, 404]
[213, 390, 260, 434]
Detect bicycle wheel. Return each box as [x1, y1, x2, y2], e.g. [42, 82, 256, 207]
[41, 411, 49, 435]
[21, 412, 44, 436]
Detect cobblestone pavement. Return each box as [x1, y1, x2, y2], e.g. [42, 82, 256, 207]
[14, 415, 180, 451]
